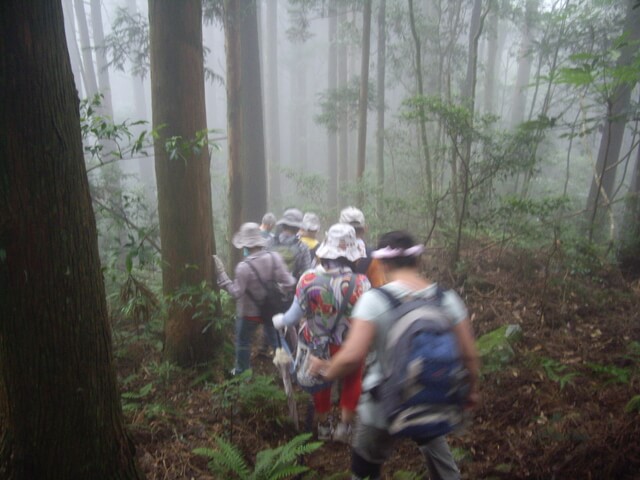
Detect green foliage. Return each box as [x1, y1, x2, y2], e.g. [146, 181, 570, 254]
[587, 363, 632, 385]
[210, 373, 288, 421]
[540, 357, 579, 389]
[194, 433, 322, 480]
[315, 77, 376, 132]
[103, 7, 149, 78]
[162, 128, 222, 164]
[624, 395, 640, 414]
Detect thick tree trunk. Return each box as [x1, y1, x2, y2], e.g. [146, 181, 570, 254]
[224, 0, 268, 266]
[585, 0, 640, 241]
[0, 1, 142, 477]
[376, 0, 387, 216]
[356, 0, 372, 206]
[149, 0, 218, 366]
[510, 0, 537, 128]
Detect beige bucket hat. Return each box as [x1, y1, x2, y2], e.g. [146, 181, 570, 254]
[232, 222, 269, 249]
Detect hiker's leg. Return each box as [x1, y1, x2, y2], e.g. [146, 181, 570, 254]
[337, 353, 363, 424]
[262, 320, 278, 350]
[312, 386, 332, 423]
[351, 422, 394, 480]
[417, 436, 460, 480]
[235, 317, 258, 372]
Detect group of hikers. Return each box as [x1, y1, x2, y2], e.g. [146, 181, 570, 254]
[213, 207, 481, 480]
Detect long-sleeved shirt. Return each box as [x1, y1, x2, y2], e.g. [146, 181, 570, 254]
[218, 250, 296, 318]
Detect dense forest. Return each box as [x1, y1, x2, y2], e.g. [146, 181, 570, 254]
[1, 0, 639, 478]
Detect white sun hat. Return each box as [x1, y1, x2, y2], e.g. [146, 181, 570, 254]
[339, 206, 365, 229]
[302, 212, 321, 232]
[232, 222, 269, 249]
[315, 223, 363, 262]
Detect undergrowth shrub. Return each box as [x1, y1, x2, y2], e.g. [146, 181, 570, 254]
[193, 433, 323, 480]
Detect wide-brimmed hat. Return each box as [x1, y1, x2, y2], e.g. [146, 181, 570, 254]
[276, 208, 304, 228]
[302, 212, 321, 232]
[232, 222, 269, 249]
[339, 206, 365, 229]
[315, 223, 363, 262]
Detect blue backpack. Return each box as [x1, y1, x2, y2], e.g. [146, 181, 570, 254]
[373, 287, 470, 439]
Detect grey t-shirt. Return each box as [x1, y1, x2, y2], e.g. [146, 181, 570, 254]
[352, 281, 468, 429]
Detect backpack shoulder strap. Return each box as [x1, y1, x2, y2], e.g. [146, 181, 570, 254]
[374, 286, 402, 309]
[330, 274, 357, 336]
[243, 257, 270, 307]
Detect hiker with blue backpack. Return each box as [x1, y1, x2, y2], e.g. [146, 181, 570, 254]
[308, 230, 480, 480]
[272, 223, 371, 443]
[213, 222, 296, 375]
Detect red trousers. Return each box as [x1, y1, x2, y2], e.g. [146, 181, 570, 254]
[312, 343, 363, 414]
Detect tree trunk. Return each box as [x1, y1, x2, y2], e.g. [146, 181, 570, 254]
[585, 0, 640, 241]
[224, 0, 268, 265]
[510, 0, 537, 128]
[90, 0, 113, 115]
[126, 0, 154, 200]
[483, 7, 498, 115]
[452, 0, 485, 267]
[338, 6, 349, 205]
[408, 0, 432, 204]
[0, 1, 142, 477]
[376, 0, 387, 216]
[149, 0, 218, 366]
[356, 0, 372, 206]
[328, 0, 338, 210]
[61, 0, 84, 97]
[265, 0, 282, 211]
[73, 0, 98, 97]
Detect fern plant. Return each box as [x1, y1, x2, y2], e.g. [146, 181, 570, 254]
[193, 433, 322, 479]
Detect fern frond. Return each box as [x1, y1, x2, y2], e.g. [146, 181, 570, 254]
[193, 436, 251, 479]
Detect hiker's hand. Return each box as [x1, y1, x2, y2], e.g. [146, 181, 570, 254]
[272, 313, 285, 330]
[212, 255, 231, 286]
[465, 384, 481, 410]
[212, 255, 226, 274]
[308, 355, 330, 380]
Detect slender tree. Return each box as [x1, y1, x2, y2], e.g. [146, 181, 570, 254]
[149, 0, 218, 365]
[356, 0, 372, 206]
[0, 1, 142, 477]
[328, 0, 339, 209]
[585, 0, 640, 241]
[74, 0, 98, 97]
[376, 0, 387, 215]
[265, 0, 282, 210]
[224, 0, 268, 265]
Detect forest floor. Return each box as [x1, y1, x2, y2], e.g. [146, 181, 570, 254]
[116, 244, 640, 479]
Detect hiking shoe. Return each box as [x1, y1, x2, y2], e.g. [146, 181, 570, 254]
[317, 421, 332, 441]
[333, 422, 351, 444]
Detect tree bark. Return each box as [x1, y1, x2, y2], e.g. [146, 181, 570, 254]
[356, 0, 372, 206]
[0, 1, 142, 477]
[149, 0, 218, 366]
[224, 0, 268, 266]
